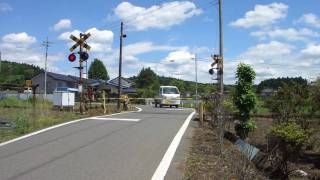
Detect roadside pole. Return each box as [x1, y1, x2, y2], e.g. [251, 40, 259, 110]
[41, 37, 52, 99]
[195, 54, 198, 108]
[218, 0, 224, 155]
[0, 51, 2, 73]
[117, 22, 126, 111]
[219, 0, 224, 94]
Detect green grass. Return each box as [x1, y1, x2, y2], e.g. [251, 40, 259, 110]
[0, 97, 135, 143]
[253, 97, 271, 115]
[0, 96, 31, 108]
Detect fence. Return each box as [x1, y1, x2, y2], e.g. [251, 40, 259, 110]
[0, 93, 53, 101]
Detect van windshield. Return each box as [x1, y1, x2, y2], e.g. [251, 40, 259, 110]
[163, 87, 179, 94]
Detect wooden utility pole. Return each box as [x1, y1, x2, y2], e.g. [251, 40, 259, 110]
[41, 37, 52, 99]
[117, 22, 126, 111]
[0, 51, 2, 73]
[193, 54, 198, 107]
[217, 0, 224, 156]
[218, 0, 224, 94]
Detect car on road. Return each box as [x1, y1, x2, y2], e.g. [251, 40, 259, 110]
[154, 86, 180, 108]
[23, 87, 32, 94]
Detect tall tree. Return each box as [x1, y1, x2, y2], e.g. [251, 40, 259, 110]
[135, 67, 159, 90]
[88, 59, 109, 80]
[234, 63, 257, 139]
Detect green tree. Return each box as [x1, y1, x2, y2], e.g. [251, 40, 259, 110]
[233, 63, 257, 139]
[135, 67, 159, 89]
[311, 78, 320, 113]
[135, 67, 159, 97]
[88, 59, 109, 80]
[268, 82, 313, 128]
[0, 60, 42, 86]
[257, 77, 307, 93]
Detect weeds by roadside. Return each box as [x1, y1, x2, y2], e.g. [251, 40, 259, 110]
[0, 97, 135, 143]
[184, 122, 266, 180]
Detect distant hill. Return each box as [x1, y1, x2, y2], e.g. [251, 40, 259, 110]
[0, 60, 43, 86]
[257, 77, 307, 93]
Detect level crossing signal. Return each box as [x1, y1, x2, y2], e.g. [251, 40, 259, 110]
[68, 53, 76, 62]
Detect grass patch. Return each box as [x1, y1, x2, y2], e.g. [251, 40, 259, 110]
[0, 98, 136, 143]
[184, 122, 266, 180]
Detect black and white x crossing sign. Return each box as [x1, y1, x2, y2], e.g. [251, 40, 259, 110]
[69, 33, 91, 52]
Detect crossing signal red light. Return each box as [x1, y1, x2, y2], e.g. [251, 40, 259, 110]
[68, 53, 76, 62]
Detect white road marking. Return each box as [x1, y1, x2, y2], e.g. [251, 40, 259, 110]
[89, 117, 140, 122]
[151, 111, 195, 180]
[136, 107, 143, 112]
[0, 107, 142, 147]
[166, 108, 193, 111]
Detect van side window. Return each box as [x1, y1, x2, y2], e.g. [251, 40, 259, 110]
[159, 88, 162, 94]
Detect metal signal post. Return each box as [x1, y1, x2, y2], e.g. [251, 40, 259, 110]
[69, 32, 91, 114]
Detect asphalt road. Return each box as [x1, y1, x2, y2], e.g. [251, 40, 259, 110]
[0, 105, 195, 180]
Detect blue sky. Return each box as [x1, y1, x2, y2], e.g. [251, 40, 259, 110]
[0, 0, 320, 84]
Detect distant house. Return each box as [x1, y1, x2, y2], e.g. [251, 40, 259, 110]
[109, 77, 134, 88]
[260, 88, 275, 97]
[31, 72, 136, 95]
[32, 72, 79, 94]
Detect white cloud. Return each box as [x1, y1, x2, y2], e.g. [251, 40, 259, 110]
[124, 41, 187, 56]
[0, 2, 12, 13]
[52, 19, 72, 31]
[251, 28, 319, 41]
[163, 50, 195, 64]
[0, 32, 62, 69]
[2, 32, 36, 46]
[301, 44, 320, 58]
[230, 2, 288, 28]
[58, 28, 114, 52]
[240, 41, 294, 60]
[92, 41, 190, 79]
[297, 13, 320, 28]
[114, 1, 202, 31]
[143, 50, 213, 83]
[225, 41, 320, 84]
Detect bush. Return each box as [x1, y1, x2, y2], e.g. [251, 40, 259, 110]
[268, 122, 310, 179]
[270, 123, 309, 146]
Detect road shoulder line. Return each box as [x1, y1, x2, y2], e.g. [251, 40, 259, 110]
[151, 110, 195, 180]
[0, 106, 142, 147]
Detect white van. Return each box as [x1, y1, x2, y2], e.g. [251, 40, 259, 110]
[154, 86, 180, 108]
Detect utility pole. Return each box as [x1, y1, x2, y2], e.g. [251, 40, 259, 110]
[218, 0, 224, 156]
[41, 37, 52, 99]
[192, 54, 198, 107]
[0, 51, 2, 73]
[218, 0, 224, 94]
[117, 22, 126, 111]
